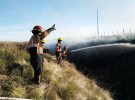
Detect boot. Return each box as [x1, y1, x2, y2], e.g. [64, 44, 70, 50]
[33, 73, 37, 84]
[37, 75, 41, 85]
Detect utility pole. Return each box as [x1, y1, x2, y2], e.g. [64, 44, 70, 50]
[97, 9, 99, 36]
[123, 29, 124, 35]
[130, 28, 131, 36]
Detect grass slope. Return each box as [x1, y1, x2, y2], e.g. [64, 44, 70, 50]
[0, 42, 112, 100]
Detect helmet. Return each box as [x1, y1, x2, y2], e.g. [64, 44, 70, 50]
[64, 46, 68, 49]
[32, 25, 45, 32]
[41, 39, 46, 43]
[58, 37, 63, 41]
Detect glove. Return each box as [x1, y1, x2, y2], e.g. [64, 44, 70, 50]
[46, 24, 56, 34]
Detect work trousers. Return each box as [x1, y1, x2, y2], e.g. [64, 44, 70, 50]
[29, 47, 43, 82]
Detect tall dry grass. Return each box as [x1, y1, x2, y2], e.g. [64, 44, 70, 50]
[0, 42, 113, 100]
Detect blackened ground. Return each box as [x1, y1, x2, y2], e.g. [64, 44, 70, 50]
[68, 44, 135, 100]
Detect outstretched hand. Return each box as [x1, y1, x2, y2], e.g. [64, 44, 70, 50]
[46, 24, 56, 34]
[51, 24, 56, 30]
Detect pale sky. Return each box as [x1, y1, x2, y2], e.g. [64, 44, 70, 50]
[0, 0, 135, 41]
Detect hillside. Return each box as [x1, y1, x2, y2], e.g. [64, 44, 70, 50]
[68, 42, 135, 99]
[0, 42, 112, 100]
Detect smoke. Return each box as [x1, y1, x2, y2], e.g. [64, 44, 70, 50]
[64, 34, 135, 100]
[45, 34, 135, 53]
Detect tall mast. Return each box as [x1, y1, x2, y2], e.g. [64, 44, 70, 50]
[97, 9, 99, 36]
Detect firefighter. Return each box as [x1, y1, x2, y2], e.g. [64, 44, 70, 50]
[41, 39, 50, 53]
[41, 38, 46, 48]
[55, 37, 62, 64]
[41, 38, 50, 64]
[62, 46, 68, 60]
[41, 38, 46, 65]
[28, 24, 56, 84]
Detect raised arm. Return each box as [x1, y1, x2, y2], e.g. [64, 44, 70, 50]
[40, 24, 56, 39]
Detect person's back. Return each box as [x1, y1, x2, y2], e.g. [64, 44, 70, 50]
[27, 24, 56, 84]
[56, 43, 62, 52]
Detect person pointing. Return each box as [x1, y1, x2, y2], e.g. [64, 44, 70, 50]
[27, 24, 56, 84]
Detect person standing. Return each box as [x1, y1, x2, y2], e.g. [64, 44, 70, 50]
[41, 39, 50, 54]
[55, 37, 62, 64]
[41, 38, 46, 48]
[41, 38, 50, 64]
[27, 24, 56, 84]
[62, 46, 68, 60]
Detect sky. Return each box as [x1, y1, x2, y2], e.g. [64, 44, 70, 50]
[0, 0, 135, 41]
